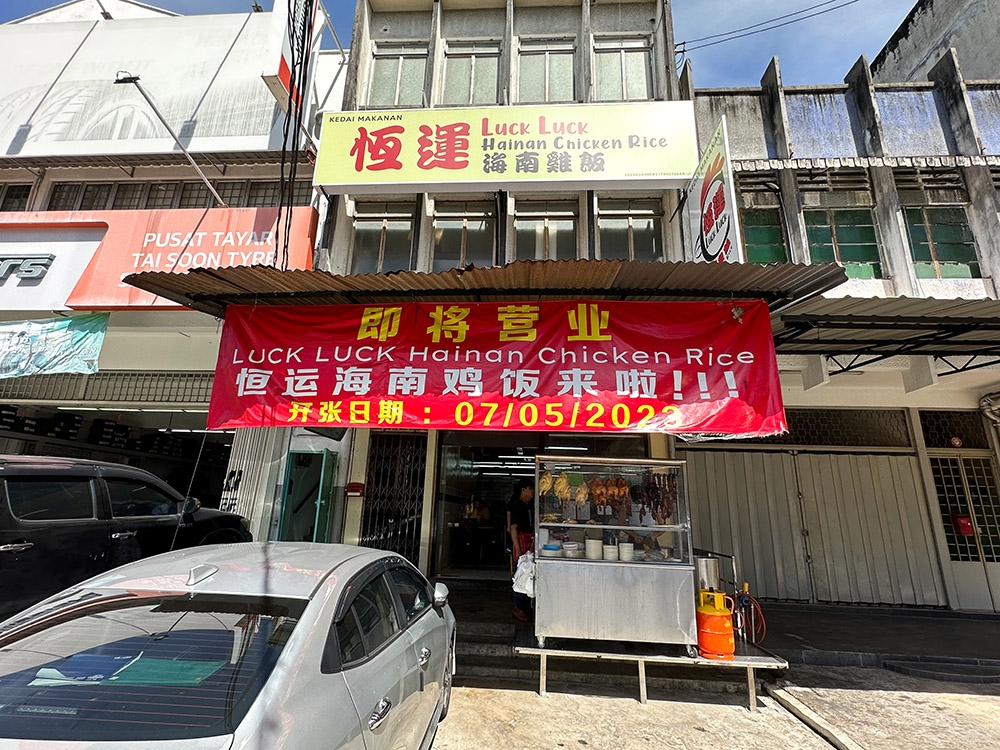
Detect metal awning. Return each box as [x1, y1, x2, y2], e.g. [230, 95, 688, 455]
[772, 295, 1000, 374]
[123, 259, 847, 319]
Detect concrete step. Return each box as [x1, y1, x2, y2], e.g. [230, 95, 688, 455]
[882, 660, 1000, 684]
[456, 635, 514, 659]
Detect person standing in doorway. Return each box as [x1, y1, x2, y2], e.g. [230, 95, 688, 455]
[507, 478, 535, 622]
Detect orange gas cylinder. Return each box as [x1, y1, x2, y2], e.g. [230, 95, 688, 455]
[696, 590, 735, 661]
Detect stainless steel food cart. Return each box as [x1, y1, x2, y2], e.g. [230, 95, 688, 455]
[533, 455, 697, 652]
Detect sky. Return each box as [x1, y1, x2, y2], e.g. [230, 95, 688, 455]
[0, 0, 920, 87]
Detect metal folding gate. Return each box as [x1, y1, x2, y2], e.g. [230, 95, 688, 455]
[360, 432, 428, 564]
[681, 449, 948, 606]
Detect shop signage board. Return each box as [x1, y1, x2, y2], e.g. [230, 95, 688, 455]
[0, 313, 108, 379]
[0, 207, 317, 310]
[314, 102, 699, 194]
[686, 117, 744, 264]
[208, 299, 786, 437]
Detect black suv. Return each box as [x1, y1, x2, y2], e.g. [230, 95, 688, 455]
[0, 456, 252, 619]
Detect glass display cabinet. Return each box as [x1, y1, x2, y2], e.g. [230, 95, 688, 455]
[533, 455, 697, 650]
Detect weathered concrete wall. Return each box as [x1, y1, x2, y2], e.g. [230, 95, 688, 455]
[872, 0, 1000, 82]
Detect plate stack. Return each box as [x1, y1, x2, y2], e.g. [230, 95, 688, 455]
[562, 541, 583, 559]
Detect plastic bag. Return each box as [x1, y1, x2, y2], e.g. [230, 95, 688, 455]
[512, 551, 535, 598]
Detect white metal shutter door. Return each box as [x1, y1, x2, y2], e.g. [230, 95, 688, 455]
[797, 453, 947, 606]
[683, 450, 811, 601]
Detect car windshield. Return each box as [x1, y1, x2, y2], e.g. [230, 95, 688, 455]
[0, 594, 306, 742]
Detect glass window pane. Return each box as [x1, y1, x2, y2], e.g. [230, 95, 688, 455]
[179, 182, 211, 208]
[292, 181, 313, 206]
[107, 480, 176, 517]
[935, 242, 979, 262]
[803, 210, 828, 226]
[931, 221, 974, 244]
[806, 225, 833, 246]
[548, 51, 574, 101]
[809, 244, 836, 263]
[624, 50, 651, 100]
[631, 217, 661, 262]
[1, 185, 31, 211]
[247, 181, 280, 207]
[443, 56, 472, 105]
[398, 57, 426, 107]
[835, 224, 877, 245]
[518, 54, 545, 103]
[516, 219, 545, 261]
[746, 244, 788, 264]
[352, 221, 384, 275]
[745, 226, 784, 245]
[79, 184, 112, 210]
[550, 219, 577, 260]
[387, 567, 432, 622]
[465, 218, 495, 267]
[353, 576, 399, 654]
[112, 184, 144, 210]
[837, 244, 880, 263]
[369, 57, 398, 106]
[433, 219, 465, 272]
[7, 479, 93, 520]
[337, 610, 366, 665]
[939, 262, 978, 278]
[144, 183, 177, 209]
[599, 218, 630, 260]
[214, 181, 246, 207]
[48, 183, 81, 211]
[472, 56, 498, 105]
[845, 263, 879, 279]
[381, 220, 413, 272]
[594, 52, 621, 101]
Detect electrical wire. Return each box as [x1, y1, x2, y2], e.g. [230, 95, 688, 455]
[676, 0, 865, 55]
[679, 0, 844, 46]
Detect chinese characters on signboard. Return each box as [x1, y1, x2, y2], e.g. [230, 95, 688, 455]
[209, 300, 786, 437]
[315, 102, 698, 194]
[686, 117, 744, 264]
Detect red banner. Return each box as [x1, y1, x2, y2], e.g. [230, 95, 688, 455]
[208, 300, 786, 436]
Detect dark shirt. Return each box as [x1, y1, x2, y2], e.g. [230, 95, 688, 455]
[507, 495, 534, 534]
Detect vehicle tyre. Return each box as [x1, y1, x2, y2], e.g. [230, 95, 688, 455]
[439, 633, 455, 721]
[198, 528, 246, 546]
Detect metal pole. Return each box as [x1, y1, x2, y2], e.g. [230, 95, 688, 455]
[113, 73, 227, 208]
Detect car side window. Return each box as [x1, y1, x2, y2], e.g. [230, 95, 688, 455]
[387, 566, 432, 623]
[336, 608, 366, 667]
[353, 575, 399, 655]
[106, 479, 177, 518]
[5, 479, 95, 521]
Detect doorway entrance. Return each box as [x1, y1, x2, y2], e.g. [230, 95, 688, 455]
[277, 450, 338, 543]
[433, 431, 648, 579]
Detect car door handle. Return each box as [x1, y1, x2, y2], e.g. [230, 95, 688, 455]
[0, 542, 33, 553]
[112, 531, 137, 540]
[368, 697, 392, 731]
[418, 647, 431, 669]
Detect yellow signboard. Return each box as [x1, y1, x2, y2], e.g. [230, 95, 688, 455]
[314, 102, 698, 194]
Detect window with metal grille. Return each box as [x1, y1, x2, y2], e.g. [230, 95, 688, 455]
[292, 181, 313, 206]
[144, 182, 177, 209]
[79, 184, 113, 210]
[443, 41, 500, 105]
[0, 184, 31, 212]
[805, 208, 882, 278]
[179, 182, 211, 208]
[213, 181, 246, 207]
[351, 203, 415, 275]
[597, 199, 663, 261]
[904, 206, 980, 278]
[741, 208, 788, 263]
[514, 201, 577, 261]
[111, 184, 145, 210]
[246, 181, 280, 207]
[518, 38, 575, 103]
[963, 457, 1000, 563]
[369, 43, 427, 107]
[930, 456, 980, 562]
[593, 37, 653, 102]
[47, 184, 82, 211]
[362, 432, 427, 564]
[919, 410, 989, 450]
[432, 201, 496, 272]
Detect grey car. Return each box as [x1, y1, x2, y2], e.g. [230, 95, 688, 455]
[0, 542, 457, 749]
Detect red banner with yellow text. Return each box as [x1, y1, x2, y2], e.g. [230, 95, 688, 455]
[208, 300, 786, 436]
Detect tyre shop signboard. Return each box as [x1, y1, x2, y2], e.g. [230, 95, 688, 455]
[313, 102, 698, 193]
[208, 299, 786, 437]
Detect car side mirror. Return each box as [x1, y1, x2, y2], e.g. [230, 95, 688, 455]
[433, 582, 449, 609]
[182, 497, 201, 514]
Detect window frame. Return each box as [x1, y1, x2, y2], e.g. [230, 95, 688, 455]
[105, 478, 179, 519]
[595, 199, 664, 261]
[5, 478, 97, 523]
[369, 42, 429, 108]
[432, 201, 498, 271]
[442, 40, 501, 106]
[351, 202, 416, 275]
[804, 207, 883, 278]
[386, 564, 434, 625]
[904, 205, 981, 279]
[0, 184, 32, 212]
[517, 37, 576, 104]
[739, 207, 788, 264]
[514, 200, 579, 261]
[592, 35, 654, 102]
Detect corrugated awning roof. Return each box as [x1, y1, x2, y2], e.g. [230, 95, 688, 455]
[123, 259, 848, 319]
[773, 295, 1000, 362]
